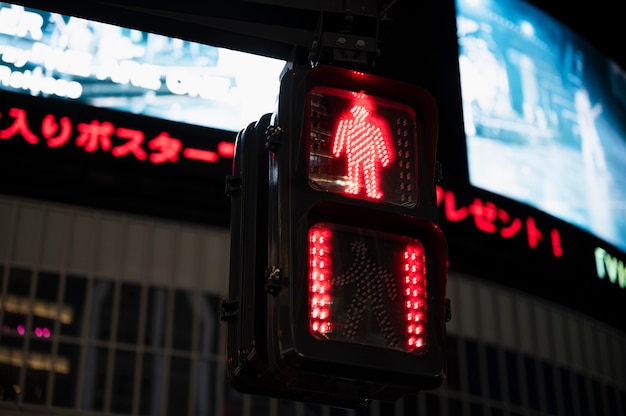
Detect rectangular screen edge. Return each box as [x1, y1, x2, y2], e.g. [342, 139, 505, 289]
[455, 0, 626, 254]
[0, 1, 286, 132]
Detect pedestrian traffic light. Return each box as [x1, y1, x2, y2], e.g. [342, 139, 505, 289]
[223, 64, 448, 408]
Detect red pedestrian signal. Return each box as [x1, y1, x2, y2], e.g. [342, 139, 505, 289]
[224, 65, 448, 408]
[307, 222, 428, 353]
[308, 87, 417, 206]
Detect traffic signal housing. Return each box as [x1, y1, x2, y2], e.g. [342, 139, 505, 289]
[224, 64, 448, 408]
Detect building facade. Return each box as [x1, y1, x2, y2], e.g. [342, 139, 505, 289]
[0, 193, 624, 416]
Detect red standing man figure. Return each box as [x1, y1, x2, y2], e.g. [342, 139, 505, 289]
[332, 92, 395, 199]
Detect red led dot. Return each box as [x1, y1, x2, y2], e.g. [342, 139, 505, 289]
[402, 243, 427, 352]
[309, 224, 333, 337]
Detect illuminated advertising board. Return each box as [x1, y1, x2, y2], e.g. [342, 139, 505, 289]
[0, 1, 287, 224]
[455, 0, 626, 256]
[429, 0, 626, 329]
[0, 2, 286, 132]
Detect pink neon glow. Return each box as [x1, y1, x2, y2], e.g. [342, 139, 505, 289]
[403, 243, 427, 351]
[4, 324, 54, 337]
[183, 148, 219, 162]
[33, 327, 51, 338]
[112, 127, 148, 160]
[308, 225, 332, 335]
[332, 92, 394, 199]
[551, 229, 563, 257]
[218, 141, 235, 157]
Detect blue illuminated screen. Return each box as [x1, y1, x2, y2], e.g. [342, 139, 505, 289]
[456, 0, 626, 254]
[0, 2, 286, 132]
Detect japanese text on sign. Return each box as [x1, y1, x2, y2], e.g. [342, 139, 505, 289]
[0, 106, 234, 164]
[437, 185, 563, 258]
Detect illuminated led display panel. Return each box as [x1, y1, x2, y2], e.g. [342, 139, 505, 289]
[456, 0, 626, 255]
[0, 2, 286, 132]
[307, 222, 428, 353]
[307, 86, 418, 207]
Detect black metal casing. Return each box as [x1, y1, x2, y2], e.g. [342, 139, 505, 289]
[225, 65, 448, 408]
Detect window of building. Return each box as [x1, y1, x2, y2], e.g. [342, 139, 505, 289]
[88, 279, 114, 341]
[117, 283, 142, 345]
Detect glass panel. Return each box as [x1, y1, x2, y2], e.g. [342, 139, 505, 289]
[0, 363, 21, 402]
[576, 373, 591, 415]
[197, 294, 219, 355]
[0, 334, 23, 349]
[445, 336, 461, 391]
[560, 368, 575, 416]
[88, 279, 114, 341]
[167, 356, 189, 416]
[354, 405, 371, 416]
[466, 340, 482, 395]
[23, 367, 48, 404]
[139, 352, 165, 416]
[486, 344, 502, 400]
[35, 271, 59, 302]
[379, 400, 396, 415]
[117, 283, 141, 344]
[592, 379, 605, 416]
[222, 371, 243, 416]
[172, 289, 193, 351]
[278, 399, 308, 416]
[61, 275, 87, 337]
[606, 385, 619, 416]
[542, 361, 558, 415]
[402, 395, 417, 415]
[470, 402, 484, 416]
[111, 350, 136, 413]
[52, 342, 80, 408]
[250, 394, 270, 416]
[505, 350, 521, 405]
[194, 359, 217, 416]
[425, 393, 440, 415]
[448, 397, 463, 415]
[81, 346, 108, 411]
[1, 310, 27, 338]
[330, 407, 348, 416]
[524, 355, 540, 410]
[28, 338, 51, 354]
[144, 287, 167, 348]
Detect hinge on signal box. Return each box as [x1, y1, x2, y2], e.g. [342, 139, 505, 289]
[220, 298, 238, 322]
[264, 266, 283, 296]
